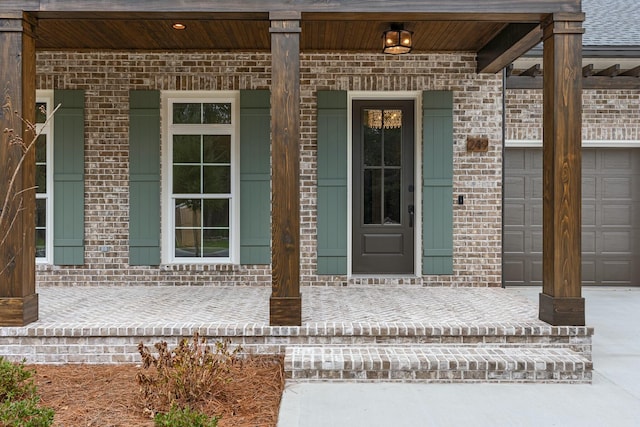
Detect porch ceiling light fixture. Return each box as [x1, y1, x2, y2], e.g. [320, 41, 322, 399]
[382, 23, 412, 55]
[172, 23, 186, 30]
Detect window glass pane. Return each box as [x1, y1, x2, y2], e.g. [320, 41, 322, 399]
[35, 229, 46, 258]
[173, 135, 201, 163]
[173, 103, 201, 124]
[35, 199, 46, 258]
[35, 135, 46, 163]
[203, 229, 229, 257]
[363, 110, 382, 166]
[36, 199, 47, 228]
[384, 126, 402, 166]
[383, 110, 402, 130]
[173, 166, 201, 193]
[35, 103, 47, 124]
[36, 165, 47, 194]
[203, 103, 231, 124]
[175, 199, 202, 258]
[365, 109, 383, 129]
[35, 135, 47, 193]
[203, 199, 229, 227]
[203, 135, 231, 163]
[384, 169, 401, 224]
[175, 199, 202, 227]
[175, 229, 200, 258]
[363, 169, 382, 224]
[203, 166, 230, 194]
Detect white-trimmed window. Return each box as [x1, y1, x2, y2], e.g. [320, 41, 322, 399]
[35, 91, 54, 263]
[163, 92, 240, 263]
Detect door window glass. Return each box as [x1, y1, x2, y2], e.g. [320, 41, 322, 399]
[362, 109, 403, 225]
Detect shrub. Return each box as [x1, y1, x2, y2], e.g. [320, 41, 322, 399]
[154, 404, 218, 427]
[137, 333, 241, 417]
[0, 357, 54, 427]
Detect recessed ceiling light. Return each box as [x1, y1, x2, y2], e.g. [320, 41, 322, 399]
[172, 23, 186, 30]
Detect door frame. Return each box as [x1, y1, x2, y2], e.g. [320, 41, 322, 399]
[347, 91, 423, 277]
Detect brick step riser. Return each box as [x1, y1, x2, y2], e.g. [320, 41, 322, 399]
[3, 333, 592, 365]
[286, 369, 593, 383]
[284, 346, 593, 384]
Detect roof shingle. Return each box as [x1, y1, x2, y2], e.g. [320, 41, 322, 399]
[583, 0, 640, 46]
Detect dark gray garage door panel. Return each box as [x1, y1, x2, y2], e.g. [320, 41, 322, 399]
[504, 149, 543, 286]
[504, 148, 640, 286]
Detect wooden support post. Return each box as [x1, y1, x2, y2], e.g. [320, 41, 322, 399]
[269, 12, 302, 326]
[539, 13, 585, 326]
[0, 13, 38, 326]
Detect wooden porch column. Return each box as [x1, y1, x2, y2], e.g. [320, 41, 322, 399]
[539, 13, 585, 326]
[0, 13, 38, 326]
[269, 12, 302, 326]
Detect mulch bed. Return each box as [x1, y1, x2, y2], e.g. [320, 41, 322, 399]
[31, 355, 285, 427]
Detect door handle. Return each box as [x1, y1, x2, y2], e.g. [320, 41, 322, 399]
[408, 204, 414, 228]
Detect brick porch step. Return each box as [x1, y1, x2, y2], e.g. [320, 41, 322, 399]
[285, 345, 592, 383]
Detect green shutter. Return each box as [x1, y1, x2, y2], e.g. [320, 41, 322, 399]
[53, 90, 85, 265]
[317, 91, 348, 274]
[239, 90, 271, 264]
[129, 90, 161, 265]
[422, 91, 454, 274]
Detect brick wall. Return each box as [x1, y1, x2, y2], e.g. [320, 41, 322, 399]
[36, 51, 503, 288]
[506, 89, 640, 141]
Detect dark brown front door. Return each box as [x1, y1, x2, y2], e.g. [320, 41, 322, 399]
[352, 100, 415, 274]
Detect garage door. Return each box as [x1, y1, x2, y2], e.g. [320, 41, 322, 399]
[504, 148, 640, 286]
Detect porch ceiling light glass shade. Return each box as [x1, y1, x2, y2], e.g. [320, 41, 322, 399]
[382, 25, 413, 54]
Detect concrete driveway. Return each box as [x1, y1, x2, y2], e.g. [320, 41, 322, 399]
[278, 287, 640, 427]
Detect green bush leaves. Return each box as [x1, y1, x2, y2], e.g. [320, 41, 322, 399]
[0, 358, 54, 427]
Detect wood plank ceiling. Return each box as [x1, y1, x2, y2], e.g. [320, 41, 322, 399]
[33, 12, 510, 52]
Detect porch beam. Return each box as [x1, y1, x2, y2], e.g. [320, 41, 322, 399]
[594, 64, 620, 77]
[539, 13, 585, 326]
[477, 23, 542, 74]
[506, 74, 640, 90]
[0, 13, 38, 326]
[620, 65, 640, 77]
[1, 0, 583, 14]
[269, 11, 302, 326]
[519, 63, 542, 77]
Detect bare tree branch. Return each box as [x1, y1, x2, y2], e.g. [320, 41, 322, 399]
[1, 102, 61, 266]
